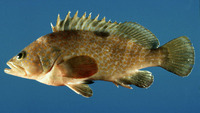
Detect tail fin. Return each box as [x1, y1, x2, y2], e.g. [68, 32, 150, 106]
[160, 36, 194, 76]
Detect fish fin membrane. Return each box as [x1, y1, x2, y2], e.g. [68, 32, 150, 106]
[160, 36, 195, 76]
[116, 70, 154, 88]
[52, 11, 159, 49]
[116, 22, 159, 49]
[66, 84, 93, 98]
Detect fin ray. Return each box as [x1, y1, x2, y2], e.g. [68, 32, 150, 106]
[115, 22, 159, 49]
[160, 36, 194, 76]
[66, 84, 93, 97]
[115, 70, 154, 88]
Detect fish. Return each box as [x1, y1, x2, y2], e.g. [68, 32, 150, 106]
[4, 11, 195, 97]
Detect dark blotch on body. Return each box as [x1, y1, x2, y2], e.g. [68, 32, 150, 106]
[94, 31, 110, 39]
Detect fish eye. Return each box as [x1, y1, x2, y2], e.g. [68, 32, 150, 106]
[17, 51, 26, 60]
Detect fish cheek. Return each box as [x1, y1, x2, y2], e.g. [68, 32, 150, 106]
[22, 59, 43, 76]
[61, 55, 98, 78]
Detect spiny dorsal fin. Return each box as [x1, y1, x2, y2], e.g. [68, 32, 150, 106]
[52, 11, 118, 32]
[51, 11, 159, 49]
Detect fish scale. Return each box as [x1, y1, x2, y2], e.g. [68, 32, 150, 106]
[42, 30, 159, 80]
[4, 11, 194, 97]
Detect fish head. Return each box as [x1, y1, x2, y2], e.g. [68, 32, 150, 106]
[4, 41, 45, 79]
[4, 36, 61, 79]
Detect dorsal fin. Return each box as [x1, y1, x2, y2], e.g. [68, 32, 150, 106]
[51, 11, 118, 33]
[51, 11, 159, 49]
[115, 22, 160, 49]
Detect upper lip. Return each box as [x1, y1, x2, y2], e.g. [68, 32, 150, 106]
[4, 62, 26, 76]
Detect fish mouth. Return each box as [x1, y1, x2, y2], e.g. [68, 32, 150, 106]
[4, 62, 26, 77]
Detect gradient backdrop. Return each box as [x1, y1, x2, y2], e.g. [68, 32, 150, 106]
[0, 0, 199, 113]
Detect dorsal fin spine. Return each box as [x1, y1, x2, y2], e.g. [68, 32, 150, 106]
[87, 13, 93, 30]
[75, 16, 82, 30]
[83, 13, 91, 30]
[94, 14, 99, 21]
[70, 11, 79, 30]
[56, 14, 61, 28]
[93, 18, 107, 31]
[84, 14, 93, 30]
[101, 17, 106, 22]
[88, 13, 92, 19]
[50, 23, 55, 32]
[73, 11, 78, 19]
[69, 11, 79, 29]
[82, 12, 86, 19]
[62, 11, 71, 30]
[79, 12, 87, 30]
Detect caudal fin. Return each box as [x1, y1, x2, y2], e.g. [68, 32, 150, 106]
[160, 36, 194, 76]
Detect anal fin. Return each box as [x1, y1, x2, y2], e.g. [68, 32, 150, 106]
[115, 70, 154, 88]
[66, 84, 93, 98]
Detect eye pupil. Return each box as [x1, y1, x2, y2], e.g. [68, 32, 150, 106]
[17, 51, 26, 60]
[17, 53, 23, 59]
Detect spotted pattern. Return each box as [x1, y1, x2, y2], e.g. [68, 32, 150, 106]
[36, 30, 165, 80]
[8, 28, 166, 82]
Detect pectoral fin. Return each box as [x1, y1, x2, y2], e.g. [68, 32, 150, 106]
[66, 84, 93, 98]
[57, 55, 98, 78]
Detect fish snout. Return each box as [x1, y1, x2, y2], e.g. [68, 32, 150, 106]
[4, 62, 26, 77]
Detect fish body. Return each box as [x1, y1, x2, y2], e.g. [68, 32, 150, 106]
[4, 11, 195, 97]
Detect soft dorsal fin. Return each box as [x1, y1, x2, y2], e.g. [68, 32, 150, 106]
[115, 22, 159, 49]
[51, 11, 159, 49]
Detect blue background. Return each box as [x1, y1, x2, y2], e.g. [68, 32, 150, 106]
[0, 0, 199, 113]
